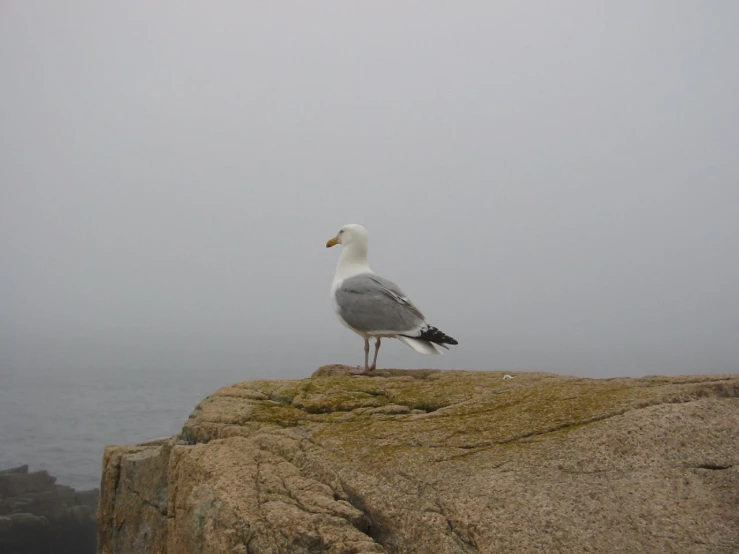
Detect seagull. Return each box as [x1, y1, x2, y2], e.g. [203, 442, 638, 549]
[326, 224, 458, 375]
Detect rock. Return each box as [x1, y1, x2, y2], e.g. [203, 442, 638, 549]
[0, 465, 29, 475]
[0, 466, 99, 554]
[75, 489, 100, 508]
[98, 368, 739, 553]
[0, 470, 56, 497]
[69, 505, 95, 525]
[9, 513, 47, 529]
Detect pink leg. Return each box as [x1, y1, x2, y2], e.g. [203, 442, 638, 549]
[369, 338, 381, 370]
[349, 339, 372, 375]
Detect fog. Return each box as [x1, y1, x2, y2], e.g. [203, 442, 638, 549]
[2, 2, 738, 379]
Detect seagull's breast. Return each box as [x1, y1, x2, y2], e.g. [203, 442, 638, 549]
[330, 277, 344, 316]
[330, 255, 373, 336]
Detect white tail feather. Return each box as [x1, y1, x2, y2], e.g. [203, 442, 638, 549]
[398, 336, 443, 355]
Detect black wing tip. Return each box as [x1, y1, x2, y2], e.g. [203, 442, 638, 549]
[414, 325, 458, 346]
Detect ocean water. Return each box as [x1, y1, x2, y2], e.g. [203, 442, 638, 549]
[0, 358, 281, 491]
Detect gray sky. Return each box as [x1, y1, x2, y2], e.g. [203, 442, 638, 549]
[2, 1, 738, 378]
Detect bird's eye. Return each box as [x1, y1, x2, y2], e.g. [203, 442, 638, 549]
[339, 229, 344, 234]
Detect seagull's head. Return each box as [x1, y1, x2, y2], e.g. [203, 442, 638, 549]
[326, 224, 368, 248]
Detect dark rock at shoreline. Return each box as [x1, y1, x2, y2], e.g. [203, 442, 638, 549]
[0, 464, 99, 554]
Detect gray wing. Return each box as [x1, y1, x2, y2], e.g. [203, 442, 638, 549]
[335, 273, 426, 333]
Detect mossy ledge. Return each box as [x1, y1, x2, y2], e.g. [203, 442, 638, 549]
[99, 367, 739, 554]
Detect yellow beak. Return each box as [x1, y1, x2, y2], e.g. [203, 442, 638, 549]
[326, 236, 340, 248]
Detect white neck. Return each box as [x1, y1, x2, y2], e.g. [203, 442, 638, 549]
[332, 241, 372, 286]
